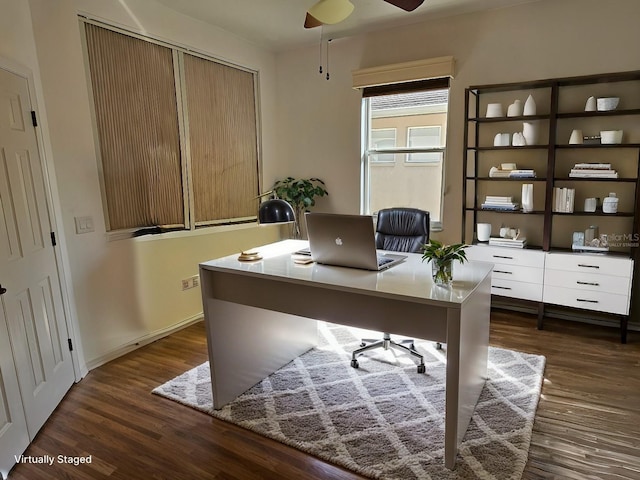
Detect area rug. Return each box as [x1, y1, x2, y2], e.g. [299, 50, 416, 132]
[153, 322, 545, 479]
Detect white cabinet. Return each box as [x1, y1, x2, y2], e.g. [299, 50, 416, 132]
[543, 252, 633, 316]
[468, 246, 634, 340]
[466, 245, 545, 302]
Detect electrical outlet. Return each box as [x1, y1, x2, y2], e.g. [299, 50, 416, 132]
[181, 275, 200, 291]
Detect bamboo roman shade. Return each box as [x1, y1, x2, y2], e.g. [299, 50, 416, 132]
[84, 22, 260, 232]
[352, 56, 455, 93]
[183, 54, 258, 225]
[85, 24, 184, 230]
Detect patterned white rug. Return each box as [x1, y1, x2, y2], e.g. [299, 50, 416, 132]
[153, 322, 545, 479]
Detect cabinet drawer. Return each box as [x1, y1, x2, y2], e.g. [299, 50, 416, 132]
[542, 285, 630, 315]
[491, 280, 543, 302]
[467, 245, 545, 268]
[543, 269, 631, 296]
[492, 264, 543, 285]
[544, 253, 633, 278]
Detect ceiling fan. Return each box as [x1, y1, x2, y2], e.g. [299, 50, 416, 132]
[304, 0, 426, 29]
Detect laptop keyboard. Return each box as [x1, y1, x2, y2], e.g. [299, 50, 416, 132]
[377, 256, 394, 267]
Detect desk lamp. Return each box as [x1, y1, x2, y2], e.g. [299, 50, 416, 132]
[237, 195, 296, 262]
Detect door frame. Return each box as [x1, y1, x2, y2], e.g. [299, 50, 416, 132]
[0, 56, 87, 380]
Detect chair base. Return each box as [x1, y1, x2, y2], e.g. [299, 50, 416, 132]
[351, 333, 425, 373]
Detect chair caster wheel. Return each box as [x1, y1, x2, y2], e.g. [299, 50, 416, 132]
[409, 343, 415, 350]
[351, 359, 359, 368]
[436, 342, 443, 350]
[417, 364, 426, 374]
[360, 342, 366, 347]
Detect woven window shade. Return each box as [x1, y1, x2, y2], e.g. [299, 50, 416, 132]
[85, 24, 184, 231]
[183, 54, 259, 224]
[352, 56, 455, 90]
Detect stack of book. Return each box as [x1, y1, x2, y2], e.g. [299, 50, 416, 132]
[552, 187, 575, 212]
[488, 236, 527, 248]
[569, 163, 618, 178]
[481, 195, 519, 210]
[508, 169, 536, 178]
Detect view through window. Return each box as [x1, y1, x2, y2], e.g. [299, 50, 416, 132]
[362, 88, 449, 226]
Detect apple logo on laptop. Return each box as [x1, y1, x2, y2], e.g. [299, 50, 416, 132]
[335, 237, 343, 246]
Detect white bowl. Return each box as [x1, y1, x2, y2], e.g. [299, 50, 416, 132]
[596, 97, 619, 111]
[600, 130, 623, 144]
[485, 103, 503, 118]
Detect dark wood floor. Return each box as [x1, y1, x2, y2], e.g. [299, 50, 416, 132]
[8, 311, 640, 480]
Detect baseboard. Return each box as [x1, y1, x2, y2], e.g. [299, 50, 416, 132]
[84, 314, 203, 371]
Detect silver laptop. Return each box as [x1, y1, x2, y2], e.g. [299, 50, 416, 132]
[304, 213, 407, 271]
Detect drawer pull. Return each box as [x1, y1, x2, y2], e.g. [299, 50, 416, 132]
[493, 286, 512, 290]
[577, 264, 600, 269]
[494, 270, 513, 274]
[577, 298, 599, 304]
[493, 255, 514, 260]
[577, 281, 599, 286]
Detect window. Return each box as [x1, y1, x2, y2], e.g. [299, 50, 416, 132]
[370, 128, 396, 162]
[361, 84, 449, 226]
[83, 21, 259, 233]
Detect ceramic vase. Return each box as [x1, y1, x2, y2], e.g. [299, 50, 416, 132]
[523, 121, 538, 145]
[507, 99, 523, 117]
[522, 184, 534, 213]
[523, 94, 536, 115]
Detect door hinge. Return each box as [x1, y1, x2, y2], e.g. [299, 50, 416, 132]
[31, 110, 38, 127]
[50, 231, 57, 246]
[68, 338, 73, 352]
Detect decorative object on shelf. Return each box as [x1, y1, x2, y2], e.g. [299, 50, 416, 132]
[553, 187, 575, 213]
[507, 99, 523, 117]
[569, 129, 583, 144]
[522, 121, 538, 145]
[421, 239, 468, 287]
[489, 235, 526, 248]
[512, 132, 526, 146]
[600, 130, 623, 144]
[583, 135, 601, 145]
[602, 192, 619, 214]
[585, 225, 598, 244]
[499, 227, 520, 239]
[521, 184, 534, 213]
[493, 133, 511, 146]
[237, 250, 263, 262]
[476, 223, 491, 242]
[486, 102, 503, 118]
[523, 94, 536, 115]
[271, 177, 328, 238]
[597, 97, 620, 111]
[584, 197, 597, 212]
[569, 162, 618, 178]
[585, 96, 597, 111]
[573, 225, 609, 252]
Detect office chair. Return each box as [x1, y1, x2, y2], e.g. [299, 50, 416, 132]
[350, 207, 430, 373]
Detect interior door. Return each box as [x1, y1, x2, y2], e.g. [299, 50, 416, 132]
[0, 67, 75, 442]
[0, 285, 29, 479]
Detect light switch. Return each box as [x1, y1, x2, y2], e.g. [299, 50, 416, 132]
[75, 216, 95, 234]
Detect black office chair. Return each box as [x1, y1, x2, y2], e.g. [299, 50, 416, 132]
[350, 207, 430, 373]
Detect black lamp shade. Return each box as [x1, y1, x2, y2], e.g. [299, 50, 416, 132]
[258, 199, 296, 224]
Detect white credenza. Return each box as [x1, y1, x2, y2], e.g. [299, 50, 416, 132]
[467, 245, 634, 342]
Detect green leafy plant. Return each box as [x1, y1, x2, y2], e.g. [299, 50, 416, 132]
[421, 240, 468, 285]
[271, 177, 328, 237]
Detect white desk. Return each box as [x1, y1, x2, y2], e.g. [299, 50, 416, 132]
[199, 240, 492, 469]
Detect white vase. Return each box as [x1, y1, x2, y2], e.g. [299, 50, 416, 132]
[523, 121, 538, 145]
[512, 132, 526, 146]
[523, 94, 536, 115]
[507, 99, 523, 117]
[522, 184, 533, 212]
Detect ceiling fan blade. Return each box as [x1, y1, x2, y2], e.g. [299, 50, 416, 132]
[304, 12, 323, 28]
[383, 0, 425, 12]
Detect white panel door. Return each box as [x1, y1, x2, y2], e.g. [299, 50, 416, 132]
[0, 68, 74, 448]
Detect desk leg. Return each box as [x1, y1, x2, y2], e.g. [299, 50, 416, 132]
[443, 276, 491, 469]
[204, 298, 317, 409]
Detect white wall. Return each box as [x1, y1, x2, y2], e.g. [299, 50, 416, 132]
[11, 0, 285, 367]
[275, 0, 640, 242]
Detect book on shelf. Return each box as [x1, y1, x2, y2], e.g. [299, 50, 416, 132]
[488, 237, 527, 248]
[573, 163, 612, 170]
[481, 203, 519, 210]
[552, 187, 575, 212]
[484, 195, 514, 203]
[569, 169, 618, 178]
[508, 169, 536, 178]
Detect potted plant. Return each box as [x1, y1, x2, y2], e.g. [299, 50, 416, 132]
[271, 177, 328, 238]
[421, 239, 468, 286]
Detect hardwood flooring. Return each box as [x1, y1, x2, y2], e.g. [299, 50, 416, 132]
[8, 311, 640, 479]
